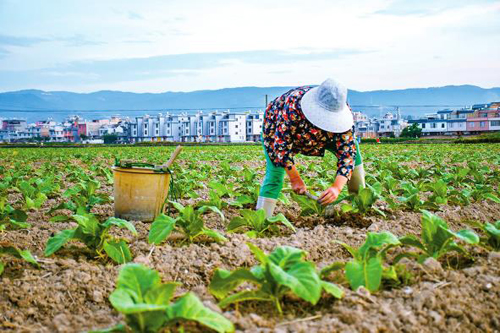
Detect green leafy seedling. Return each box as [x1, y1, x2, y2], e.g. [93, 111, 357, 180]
[209, 243, 343, 314]
[45, 214, 137, 264]
[227, 209, 295, 237]
[341, 183, 386, 217]
[94, 263, 234, 333]
[291, 192, 325, 216]
[397, 210, 479, 263]
[148, 202, 226, 245]
[0, 245, 39, 276]
[323, 232, 401, 292]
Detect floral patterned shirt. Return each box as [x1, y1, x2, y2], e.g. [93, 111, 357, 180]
[262, 86, 357, 180]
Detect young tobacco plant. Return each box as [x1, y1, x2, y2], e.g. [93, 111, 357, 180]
[466, 220, 500, 251]
[49, 179, 110, 220]
[227, 209, 295, 237]
[0, 245, 39, 276]
[291, 192, 325, 216]
[341, 183, 386, 217]
[0, 197, 29, 230]
[45, 213, 137, 264]
[483, 221, 500, 250]
[148, 202, 226, 245]
[321, 232, 401, 293]
[209, 243, 343, 314]
[397, 210, 479, 263]
[96, 263, 234, 333]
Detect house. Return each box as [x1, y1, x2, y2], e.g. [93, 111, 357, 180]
[2, 119, 27, 132]
[377, 109, 408, 137]
[246, 112, 264, 142]
[467, 107, 500, 134]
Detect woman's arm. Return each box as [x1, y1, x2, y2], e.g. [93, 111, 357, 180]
[320, 131, 356, 205]
[286, 165, 307, 194]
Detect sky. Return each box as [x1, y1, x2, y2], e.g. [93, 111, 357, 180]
[0, 0, 499, 93]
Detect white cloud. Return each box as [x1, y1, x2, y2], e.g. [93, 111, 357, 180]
[0, 0, 498, 92]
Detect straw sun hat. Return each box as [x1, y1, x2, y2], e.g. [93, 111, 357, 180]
[300, 78, 354, 133]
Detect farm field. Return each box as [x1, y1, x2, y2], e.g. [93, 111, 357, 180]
[1, 143, 500, 333]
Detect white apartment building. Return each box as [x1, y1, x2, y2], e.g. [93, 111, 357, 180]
[409, 109, 474, 136]
[246, 113, 264, 142]
[127, 111, 263, 143]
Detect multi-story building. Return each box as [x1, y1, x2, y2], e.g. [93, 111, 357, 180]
[126, 111, 263, 143]
[466, 107, 500, 134]
[377, 109, 408, 137]
[246, 112, 264, 142]
[2, 119, 27, 132]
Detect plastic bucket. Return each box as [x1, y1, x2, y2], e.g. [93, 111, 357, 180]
[113, 166, 171, 222]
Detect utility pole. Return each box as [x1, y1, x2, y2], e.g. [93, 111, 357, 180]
[265, 94, 268, 108]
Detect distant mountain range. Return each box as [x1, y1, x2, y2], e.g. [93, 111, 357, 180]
[0, 85, 499, 111]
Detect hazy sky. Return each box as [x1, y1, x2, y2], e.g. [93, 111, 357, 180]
[0, 0, 499, 92]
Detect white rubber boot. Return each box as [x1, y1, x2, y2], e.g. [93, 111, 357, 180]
[348, 164, 366, 194]
[256, 196, 277, 218]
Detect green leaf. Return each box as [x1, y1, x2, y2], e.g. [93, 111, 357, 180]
[103, 240, 133, 264]
[268, 261, 322, 305]
[358, 232, 400, 260]
[169, 200, 185, 213]
[0, 261, 4, 276]
[25, 196, 35, 210]
[484, 193, 500, 203]
[321, 281, 344, 299]
[341, 204, 355, 213]
[0, 246, 39, 267]
[73, 214, 100, 236]
[45, 229, 76, 256]
[103, 218, 138, 235]
[218, 290, 271, 309]
[345, 257, 383, 292]
[144, 282, 179, 305]
[167, 292, 235, 333]
[364, 257, 383, 292]
[209, 268, 261, 299]
[399, 235, 426, 251]
[49, 215, 70, 222]
[345, 261, 364, 291]
[227, 217, 247, 232]
[201, 228, 227, 243]
[115, 263, 160, 303]
[148, 214, 176, 245]
[268, 246, 305, 269]
[267, 213, 296, 232]
[320, 262, 345, 278]
[198, 205, 225, 222]
[109, 288, 169, 314]
[18, 249, 39, 266]
[246, 243, 268, 265]
[454, 229, 479, 244]
[485, 222, 500, 237]
[10, 209, 27, 222]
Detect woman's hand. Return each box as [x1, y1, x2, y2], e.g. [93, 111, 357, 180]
[319, 186, 341, 206]
[286, 165, 307, 194]
[291, 177, 307, 195]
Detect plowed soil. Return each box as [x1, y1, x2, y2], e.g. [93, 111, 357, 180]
[1, 144, 499, 333]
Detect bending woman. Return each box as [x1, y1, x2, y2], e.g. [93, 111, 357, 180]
[256, 78, 365, 217]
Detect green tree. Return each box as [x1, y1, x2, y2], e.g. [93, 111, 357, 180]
[103, 134, 118, 144]
[400, 123, 422, 138]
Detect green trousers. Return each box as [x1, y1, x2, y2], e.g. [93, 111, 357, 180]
[259, 140, 364, 199]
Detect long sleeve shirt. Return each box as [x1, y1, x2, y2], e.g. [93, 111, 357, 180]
[262, 86, 357, 180]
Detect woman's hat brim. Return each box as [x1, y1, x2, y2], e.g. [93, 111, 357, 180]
[300, 87, 354, 133]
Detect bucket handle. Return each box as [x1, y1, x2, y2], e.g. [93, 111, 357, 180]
[163, 145, 183, 168]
